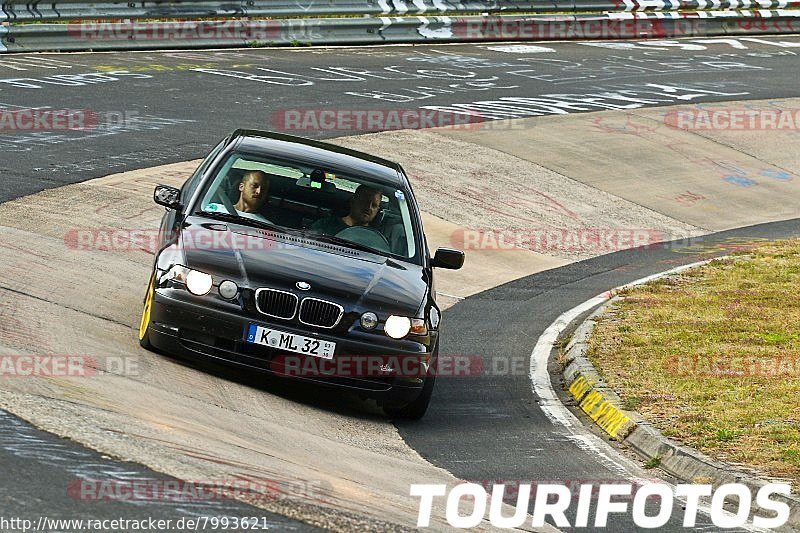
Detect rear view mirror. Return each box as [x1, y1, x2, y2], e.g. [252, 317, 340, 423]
[432, 247, 465, 270]
[297, 169, 332, 191]
[153, 184, 182, 211]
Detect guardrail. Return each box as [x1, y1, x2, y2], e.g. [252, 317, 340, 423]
[3, 0, 800, 21]
[9, 0, 554, 21]
[1, 1, 799, 52]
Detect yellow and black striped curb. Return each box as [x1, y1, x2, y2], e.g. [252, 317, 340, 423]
[560, 291, 800, 527]
[567, 375, 635, 440]
[561, 302, 637, 441]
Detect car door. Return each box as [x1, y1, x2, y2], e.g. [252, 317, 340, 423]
[157, 139, 228, 250]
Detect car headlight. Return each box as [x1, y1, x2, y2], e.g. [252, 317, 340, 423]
[165, 265, 213, 296]
[385, 316, 410, 338]
[384, 316, 428, 339]
[360, 312, 378, 330]
[218, 280, 239, 300]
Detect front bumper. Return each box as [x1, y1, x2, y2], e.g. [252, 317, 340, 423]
[147, 289, 433, 405]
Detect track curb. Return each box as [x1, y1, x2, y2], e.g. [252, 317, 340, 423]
[562, 302, 636, 441]
[559, 259, 800, 529]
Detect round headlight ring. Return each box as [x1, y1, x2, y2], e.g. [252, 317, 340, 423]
[361, 312, 379, 330]
[218, 280, 239, 299]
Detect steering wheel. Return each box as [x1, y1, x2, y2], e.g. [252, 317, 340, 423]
[335, 225, 391, 253]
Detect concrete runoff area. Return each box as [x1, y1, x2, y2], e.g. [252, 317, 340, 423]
[434, 98, 800, 232]
[0, 97, 799, 528]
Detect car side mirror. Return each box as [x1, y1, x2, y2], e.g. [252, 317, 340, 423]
[432, 247, 465, 270]
[153, 184, 182, 211]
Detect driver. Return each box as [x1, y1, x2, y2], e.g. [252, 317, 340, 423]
[311, 184, 381, 235]
[234, 170, 271, 222]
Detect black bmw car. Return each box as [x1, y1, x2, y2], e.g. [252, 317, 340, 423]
[138, 130, 464, 419]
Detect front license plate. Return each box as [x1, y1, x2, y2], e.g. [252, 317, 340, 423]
[246, 324, 336, 359]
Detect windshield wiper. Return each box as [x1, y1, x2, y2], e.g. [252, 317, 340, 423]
[195, 210, 287, 233]
[303, 231, 386, 256]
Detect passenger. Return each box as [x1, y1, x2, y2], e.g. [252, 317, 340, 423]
[311, 184, 382, 235]
[233, 170, 271, 222]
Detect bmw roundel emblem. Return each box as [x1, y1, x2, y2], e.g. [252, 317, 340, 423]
[296, 281, 311, 291]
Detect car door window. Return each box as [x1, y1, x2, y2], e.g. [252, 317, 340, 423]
[182, 139, 226, 204]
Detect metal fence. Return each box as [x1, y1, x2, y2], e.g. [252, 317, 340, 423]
[1, 0, 799, 52]
[3, 0, 800, 21]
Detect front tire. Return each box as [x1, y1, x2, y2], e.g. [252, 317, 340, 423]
[138, 272, 155, 350]
[384, 372, 436, 420]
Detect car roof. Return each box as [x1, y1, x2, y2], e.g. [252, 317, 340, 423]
[229, 130, 406, 188]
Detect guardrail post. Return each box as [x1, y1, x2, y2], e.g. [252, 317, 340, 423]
[0, 24, 8, 53]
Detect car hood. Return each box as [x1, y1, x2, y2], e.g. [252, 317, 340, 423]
[180, 219, 428, 316]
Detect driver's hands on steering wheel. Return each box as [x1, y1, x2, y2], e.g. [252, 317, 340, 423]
[335, 225, 391, 253]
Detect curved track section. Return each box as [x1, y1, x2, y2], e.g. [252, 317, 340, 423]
[398, 220, 800, 531]
[1, 39, 800, 530]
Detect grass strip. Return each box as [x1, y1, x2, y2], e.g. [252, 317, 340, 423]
[588, 239, 800, 484]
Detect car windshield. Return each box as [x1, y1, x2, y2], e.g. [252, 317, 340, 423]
[196, 151, 419, 261]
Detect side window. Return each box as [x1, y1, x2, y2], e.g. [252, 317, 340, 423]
[181, 139, 226, 204]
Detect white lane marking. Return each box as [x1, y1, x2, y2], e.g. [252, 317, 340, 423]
[530, 259, 709, 429]
[742, 36, 800, 47]
[436, 291, 464, 301]
[484, 44, 556, 53]
[530, 292, 608, 429]
[528, 258, 769, 532]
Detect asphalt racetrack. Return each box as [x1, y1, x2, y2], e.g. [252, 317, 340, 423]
[2, 37, 800, 202]
[1, 37, 800, 531]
